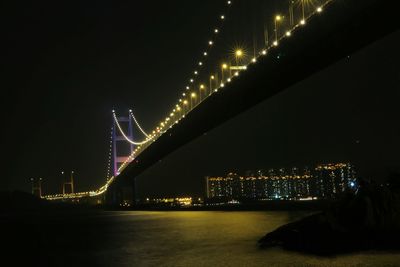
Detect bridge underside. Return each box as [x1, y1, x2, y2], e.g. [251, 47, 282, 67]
[107, 0, 399, 205]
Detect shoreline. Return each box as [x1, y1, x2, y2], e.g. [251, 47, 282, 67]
[110, 200, 332, 212]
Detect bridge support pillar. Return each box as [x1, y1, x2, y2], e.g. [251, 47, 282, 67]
[106, 177, 136, 207]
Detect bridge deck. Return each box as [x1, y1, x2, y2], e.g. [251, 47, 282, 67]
[107, 0, 399, 203]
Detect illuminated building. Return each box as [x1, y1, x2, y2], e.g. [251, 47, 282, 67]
[313, 163, 357, 199]
[205, 163, 357, 201]
[206, 176, 227, 198]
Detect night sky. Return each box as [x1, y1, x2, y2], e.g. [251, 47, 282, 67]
[2, 1, 399, 197]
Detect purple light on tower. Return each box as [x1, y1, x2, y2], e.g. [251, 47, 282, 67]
[112, 111, 134, 177]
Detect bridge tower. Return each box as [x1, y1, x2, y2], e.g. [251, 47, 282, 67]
[112, 111, 134, 176]
[30, 177, 42, 198]
[62, 171, 75, 194]
[107, 110, 137, 206]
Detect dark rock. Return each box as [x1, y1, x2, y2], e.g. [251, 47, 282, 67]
[258, 174, 400, 255]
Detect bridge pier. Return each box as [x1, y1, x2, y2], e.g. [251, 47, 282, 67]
[105, 176, 136, 207]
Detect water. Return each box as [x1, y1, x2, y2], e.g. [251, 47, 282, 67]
[4, 211, 400, 266]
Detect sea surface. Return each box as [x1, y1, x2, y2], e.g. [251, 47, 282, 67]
[3, 210, 400, 266]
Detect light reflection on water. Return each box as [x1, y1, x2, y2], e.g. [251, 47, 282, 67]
[31, 211, 400, 266]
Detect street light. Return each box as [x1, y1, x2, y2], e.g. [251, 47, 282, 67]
[199, 84, 205, 101]
[289, 0, 295, 26]
[274, 15, 283, 46]
[183, 99, 188, 113]
[221, 63, 228, 82]
[209, 75, 215, 95]
[191, 92, 197, 109]
[235, 49, 244, 66]
[274, 15, 283, 45]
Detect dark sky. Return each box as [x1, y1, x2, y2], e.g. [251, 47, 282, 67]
[2, 1, 399, 197]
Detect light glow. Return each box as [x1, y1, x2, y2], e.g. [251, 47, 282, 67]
[113, 112, 151, 145]
[235, 49, 243, 57]
[129, 110, 151, 139]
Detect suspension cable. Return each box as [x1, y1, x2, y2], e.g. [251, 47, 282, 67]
[129, 109, 150, 138]
[106, 127, 113, 180]
[113, 111, 152, 145]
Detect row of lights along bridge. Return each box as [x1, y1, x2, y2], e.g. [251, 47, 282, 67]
[30, 171, 75, 198]
[112, 1, 326, 178]
[42, 0, 330, 200]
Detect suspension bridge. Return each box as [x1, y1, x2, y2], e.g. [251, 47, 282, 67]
[42, 0, 399, 205]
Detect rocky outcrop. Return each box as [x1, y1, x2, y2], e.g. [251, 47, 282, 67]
[258, 174, 400, 255]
